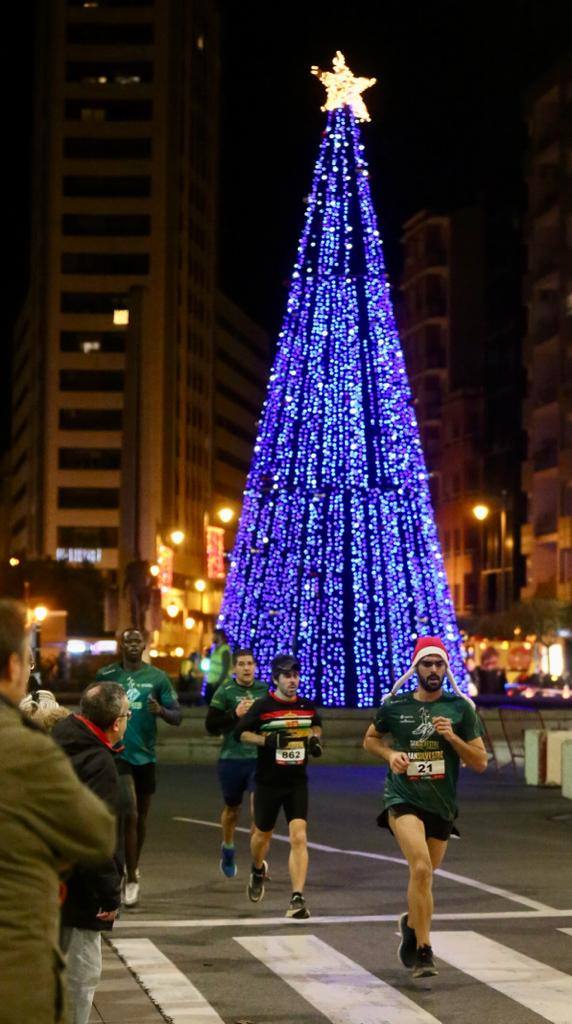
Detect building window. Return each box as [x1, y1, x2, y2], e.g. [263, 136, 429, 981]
[62, 214, 151, 237]
[12, 482, 27, 506]
[63, 176, 151, 198]
[66, 23, 154, 45]
[63, 137, 151, 160]
[58, 488, 119, 509]
[65, 60, 153, 86]
[65, 99, 153, 122]
[61, 252, 149, 275]
[560, 549, 572, 583]
[57, 525, 119, 548]
[59, 409, 123, 431]
[60, 331, 126, 353]
[61, 293, 125, 315]
[59, 448, 121, 470]
[60, 370, 124, 392]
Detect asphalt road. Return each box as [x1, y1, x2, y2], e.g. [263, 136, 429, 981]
[111, 763, 572, 1024]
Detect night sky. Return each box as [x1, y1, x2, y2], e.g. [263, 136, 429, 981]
[3, 1, 571, 449]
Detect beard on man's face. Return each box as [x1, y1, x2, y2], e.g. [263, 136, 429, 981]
[418, 673, 443, 692]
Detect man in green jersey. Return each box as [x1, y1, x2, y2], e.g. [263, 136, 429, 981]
[205, 628, 232, 705]
[96, 628, 182, 906]
[364, 637, 487, 979]
[205, 649, 268, 877]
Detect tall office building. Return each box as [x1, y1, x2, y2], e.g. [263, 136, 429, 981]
[10, 0, 221, 631]
[400, 209, 486, 616]
[521, 58, 572, 601]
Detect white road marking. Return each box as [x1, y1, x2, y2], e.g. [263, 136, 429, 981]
[114, 908, 572, 929]
[432, 932, 572, 1023]
[558, 928, 572, 936]
[110, 938, 224, 1023]
[174, 816, 555, 911]
[238, 933, 442, 1024]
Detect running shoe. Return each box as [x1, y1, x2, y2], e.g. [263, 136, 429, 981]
[247, 868, 265, 903]
[220, 845, 237, 878]
[397, 912, 417, 968]
[285, 893, 310, 919]
[412, 944, 438, 979]
[124, 881, 140, 907]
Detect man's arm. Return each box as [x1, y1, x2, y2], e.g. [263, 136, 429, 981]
[21, 733, 116, 867]
[431, 718, 488, 772]
[363, 724, 410, 773]
[149, 676, 182, 726]
[205, 704, 235, 735]
[234, 700, 263, 746]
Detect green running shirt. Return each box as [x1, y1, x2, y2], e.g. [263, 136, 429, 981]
[96, 661, 177, 766]
[210, 678, 269, 759]
[374, 692, 483, 822]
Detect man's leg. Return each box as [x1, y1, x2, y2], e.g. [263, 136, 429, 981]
[221, 803, 241, 844]
[62, 928, 102, 1024]
[118, 772, 138, 885]
[287, 818, 308, 893]
[251, 825, 273, 869]
[389, 813, 439, 948]
[136, 791, 153, 864]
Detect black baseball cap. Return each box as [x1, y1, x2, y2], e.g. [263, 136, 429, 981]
[271, 653, 301, 678]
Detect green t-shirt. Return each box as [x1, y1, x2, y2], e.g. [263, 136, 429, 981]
[373, 692, 483, 822]
[95, 661, 178, 766]
[210, 678, 268, 759]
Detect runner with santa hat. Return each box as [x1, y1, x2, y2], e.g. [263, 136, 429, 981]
[363, 636, 488, 979]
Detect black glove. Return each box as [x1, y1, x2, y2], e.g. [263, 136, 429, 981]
[264, 731, 284, 750]
[308, 735, 323, 758]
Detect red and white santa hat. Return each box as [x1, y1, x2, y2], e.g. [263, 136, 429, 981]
[382, 635, 474, 706]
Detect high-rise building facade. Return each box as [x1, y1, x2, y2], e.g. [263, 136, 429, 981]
[400, 209, 486, 617]
[11, 0, 221, 630]
[521, 58, 572, 601]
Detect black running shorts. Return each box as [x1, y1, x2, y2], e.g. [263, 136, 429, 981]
[254, 781, 308, 832]
[377, 802, 458, 841]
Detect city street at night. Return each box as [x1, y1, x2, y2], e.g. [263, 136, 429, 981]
[93, 762, 572, 1024]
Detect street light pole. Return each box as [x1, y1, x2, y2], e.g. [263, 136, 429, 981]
[499, 490, 508, 613]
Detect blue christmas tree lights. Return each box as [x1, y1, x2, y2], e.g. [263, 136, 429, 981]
[219, 57, 466, 706]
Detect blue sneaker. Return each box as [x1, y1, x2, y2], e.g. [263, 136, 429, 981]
[220, 845, 237, 878]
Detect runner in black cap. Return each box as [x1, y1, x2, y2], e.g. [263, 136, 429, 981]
[234, 653, 322, 919]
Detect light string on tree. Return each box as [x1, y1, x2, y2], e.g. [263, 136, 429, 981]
[219, 58, 466, 706]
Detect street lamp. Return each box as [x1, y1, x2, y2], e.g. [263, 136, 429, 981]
[170, 529, 185, 546]
[113, 308, 129, 326]
[8, 557, 20, 567]
[184, 615, 196, 630]
[472, 504, 490, 522]
[194, 578, 206, 593]
[216, 507, 235, 525]
[31, 605, 48, 678]
[472, 505, 490, 615]
[166, 601, 180, 619]
[149, 563, 160, 578]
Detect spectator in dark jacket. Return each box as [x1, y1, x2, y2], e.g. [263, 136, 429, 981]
[53, 683, 129, 1024]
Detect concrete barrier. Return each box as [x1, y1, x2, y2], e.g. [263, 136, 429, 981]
[546, 730, 572, 786]
[524, 730, 546, 785]
[562, 740, 572, 800]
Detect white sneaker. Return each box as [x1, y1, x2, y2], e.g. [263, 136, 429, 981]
[124, 881, 140, 907]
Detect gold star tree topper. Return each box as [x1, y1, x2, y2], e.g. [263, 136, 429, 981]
[311, 51, 376, 123]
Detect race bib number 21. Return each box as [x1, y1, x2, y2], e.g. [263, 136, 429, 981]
[407, 758, 445, 780]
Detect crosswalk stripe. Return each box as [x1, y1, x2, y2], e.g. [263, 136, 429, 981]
[558, 928, 572, 937]
[237, 934, 442, 1024]
[114, 908, 572, 930]
[110, 938, 224, 1023]
[432, 932, 572, 1023]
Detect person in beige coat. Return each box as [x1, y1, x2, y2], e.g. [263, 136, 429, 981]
[0, 600, 117, 1024]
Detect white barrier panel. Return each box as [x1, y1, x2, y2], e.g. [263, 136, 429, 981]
[562, 739, 572, 800]
[524, 729, 546, 785]
[546, 730, 572, 786]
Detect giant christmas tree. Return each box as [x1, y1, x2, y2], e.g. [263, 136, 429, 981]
[219, 53, 466, 707]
